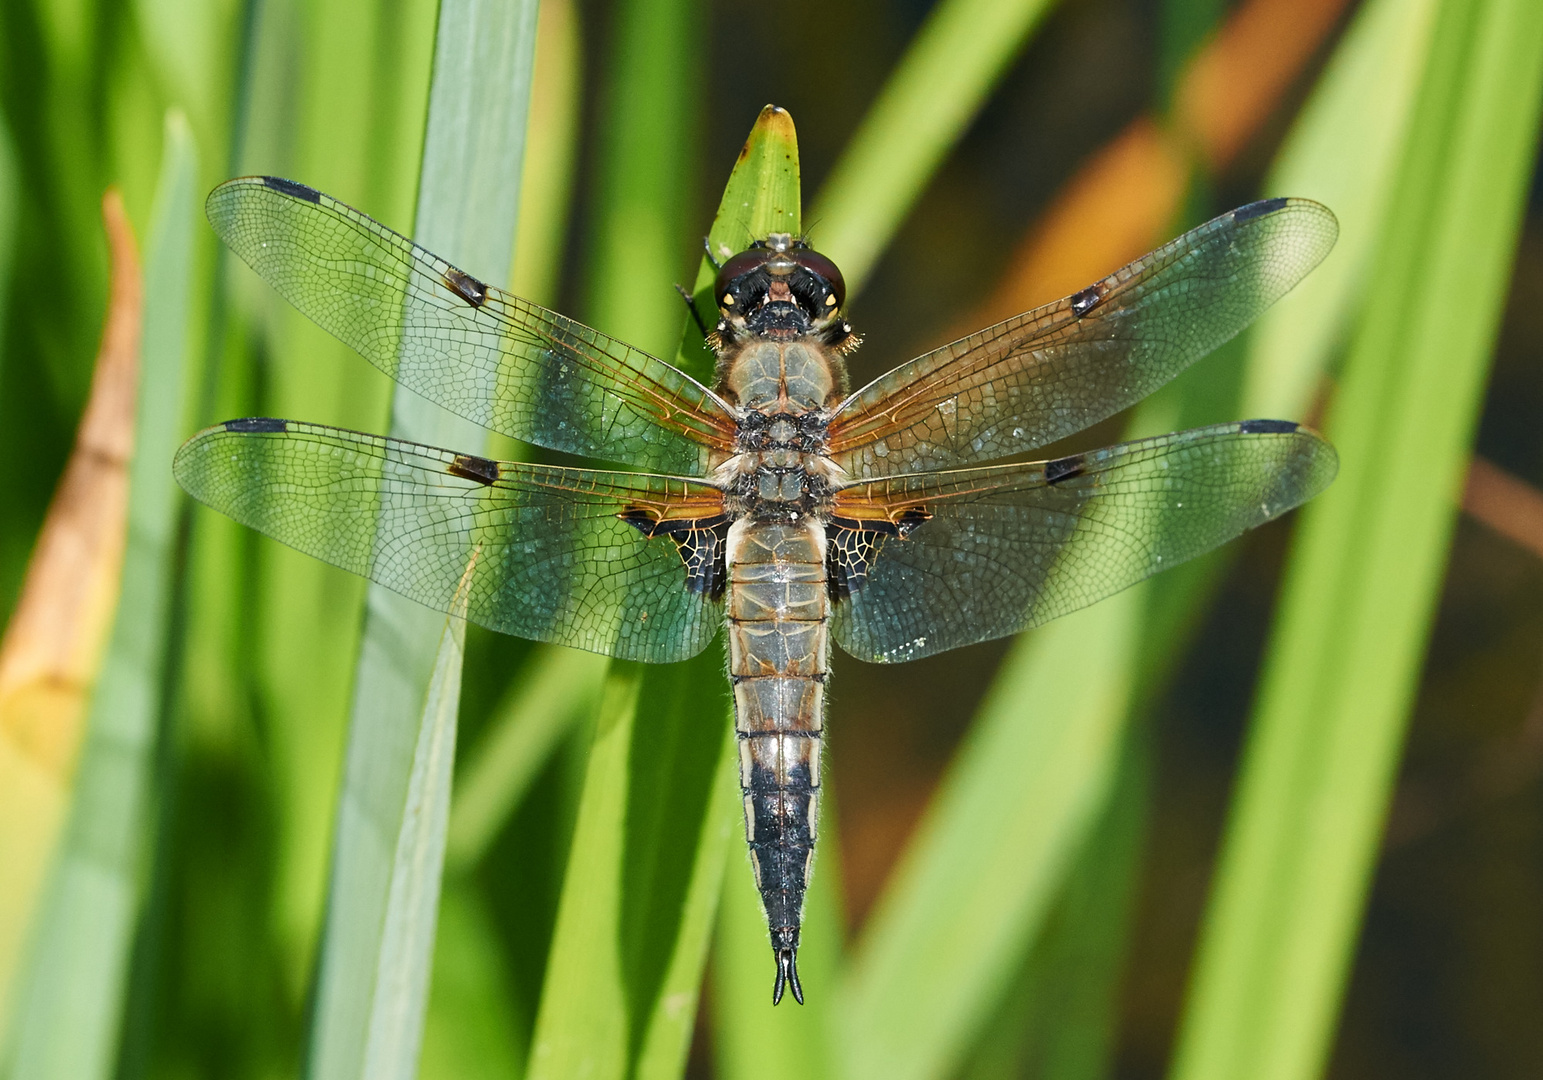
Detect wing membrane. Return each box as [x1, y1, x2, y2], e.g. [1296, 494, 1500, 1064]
[830, 421, 1337, 662]
[208, 177, 736, 473]
[827, 200, 1338, 477]
[174, 420, 726, 662]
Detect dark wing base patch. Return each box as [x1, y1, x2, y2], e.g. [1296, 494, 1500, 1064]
[621, 512, 731, 598]
[825, 511, 929, 601]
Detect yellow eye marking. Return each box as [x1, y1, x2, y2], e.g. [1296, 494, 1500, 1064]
[824, 293, 837, 306]
[723, 293, 735, 305]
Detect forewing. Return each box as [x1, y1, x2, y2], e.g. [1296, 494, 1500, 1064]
[173, 420, 726, 663]
[207, 177, 737, 473]
[827, 200, 1338, 477]
[829, 421, 1337, 662]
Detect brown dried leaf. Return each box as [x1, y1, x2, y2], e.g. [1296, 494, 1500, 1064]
[0, 188, 141, 1000]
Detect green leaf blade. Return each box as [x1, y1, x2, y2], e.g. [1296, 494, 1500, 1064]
[810, 0, 1059, 296]
[839, 590, 1142, 1080]
[527, 98, 801, 1080]
[1170, 2, 1543, 1078]
[7, 110, 199, 1080]
[304, 3, 541, 1077]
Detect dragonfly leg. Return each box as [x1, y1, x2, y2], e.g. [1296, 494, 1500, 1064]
[675, 283, 710, 338]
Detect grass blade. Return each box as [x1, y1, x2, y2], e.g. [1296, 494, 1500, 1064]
[527, 101, 796, 1080]
[525, 665, 644, 1080]
[837, 0, 1462, 1070]
[304, 2, 539, 1076]
[838, 590, 1141, 1080]
[446, 647, 607, 872]
[1170, 3, 1543, 1078]
[586, 0, 702, 358]
[510, 0, 583, 310]
[6, 111, 198, 1080]
[361, 602, 468, 1079]
[247, 0, 442, 999]
[959, 735, 1148, 1080]
[810, 0, 1058, 294]
[0, 112, 14, 405]
[419, 880, 529, 1080]
[1240, 0, 1442, 419]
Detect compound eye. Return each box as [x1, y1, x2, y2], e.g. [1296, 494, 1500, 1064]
[714, 248, 772, 309]
[792, 248, 846, 311]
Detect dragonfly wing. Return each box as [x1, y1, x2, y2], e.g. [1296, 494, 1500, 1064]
[208, 177, 737, 474]
[829, 420, 1337, 663]
[827, 199, 1338, 477]
[174, 419, 727, 663]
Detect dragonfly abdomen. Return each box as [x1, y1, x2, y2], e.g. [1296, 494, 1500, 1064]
[725, 517, 828, 1006]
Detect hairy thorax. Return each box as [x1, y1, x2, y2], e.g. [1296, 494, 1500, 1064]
[712, 338, 847, 523]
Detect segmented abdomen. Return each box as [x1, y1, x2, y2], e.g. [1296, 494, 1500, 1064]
[725, 517, 827, 983]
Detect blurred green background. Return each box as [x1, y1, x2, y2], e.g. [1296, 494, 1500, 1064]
[1, 0, 1541, 1078]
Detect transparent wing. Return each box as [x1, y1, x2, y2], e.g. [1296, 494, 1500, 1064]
[208, 177, 737, 473]
[173, 419, 727, 662]
[829, 420, 1337, 662]
[827, 200, 1338, 477]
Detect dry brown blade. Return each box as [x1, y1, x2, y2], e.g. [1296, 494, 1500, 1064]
[964, 0, 1351, 333]
[1462, 455, 1543, 562]
[0, 189, 141, 1006]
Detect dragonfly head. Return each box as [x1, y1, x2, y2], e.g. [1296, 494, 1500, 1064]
[715, 233, 846, 339]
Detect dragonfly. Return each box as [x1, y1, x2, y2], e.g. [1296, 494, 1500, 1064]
[175, 175, 1339, 1006]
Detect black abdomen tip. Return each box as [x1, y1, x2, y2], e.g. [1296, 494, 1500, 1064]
[772, 946, 804, 1006]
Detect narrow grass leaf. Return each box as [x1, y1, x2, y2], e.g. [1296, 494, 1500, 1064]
[0, 111, 15, 397]
[1240, 0, 1442, 420]
[528, 102, 796, 1080]
[525, 664, 643, 1080]
[6, 111, 198, 1080]
[419, 880, 530, 1080]
[675, 103, 800, 376]
[362, 600, 469, 1080]
[304, 3, 539, 1077]
[840, 589, 1141, 1080]
[810, 0, 1058, 294]
[1170, 4, 1543, 1079]
[586, 0, 702, 358]
[510, 0, 583, 309]
[446, 647, 608, 871]
[960, 734, 1148, 1080]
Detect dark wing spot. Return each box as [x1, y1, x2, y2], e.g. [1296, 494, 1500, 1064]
[443, 267, 488, 308]
[225, 417, 288, 433]
[261, 177, 322, 203]
[1069, 283, 1104, 317]
[1045, 455, 1086, 484]
[448, 453, 499, 485]
[1232, 197, 1289, 223]
[1238, 419, 1299, 435]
